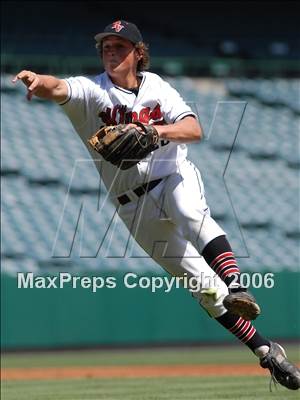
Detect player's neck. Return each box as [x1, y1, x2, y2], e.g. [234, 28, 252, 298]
[108, 72, 141, 90]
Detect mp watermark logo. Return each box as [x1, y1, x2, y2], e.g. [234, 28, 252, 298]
[50, 100, 251, 261]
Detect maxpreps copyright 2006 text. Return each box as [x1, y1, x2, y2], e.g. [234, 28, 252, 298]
[17, 272, 275, 293]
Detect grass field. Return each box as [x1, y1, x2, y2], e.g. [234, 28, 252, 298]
[2, 344, 300, 400]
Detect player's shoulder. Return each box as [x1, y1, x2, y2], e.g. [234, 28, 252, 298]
[141, 72, 178, 96]
[66, 75, 91, 83]
[140, 71, 167, 86]
[65, 75, 102, 90]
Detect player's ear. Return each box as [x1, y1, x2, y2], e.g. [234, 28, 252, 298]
[134, 45, 143, 60]
[135, 50, 142, 61]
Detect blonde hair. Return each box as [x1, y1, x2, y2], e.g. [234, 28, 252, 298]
[96, 41, 150, 71]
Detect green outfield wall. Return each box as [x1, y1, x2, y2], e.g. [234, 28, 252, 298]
[1, 271, 299, 350]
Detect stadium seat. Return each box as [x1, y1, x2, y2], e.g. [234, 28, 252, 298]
[1, 75, 299, 273]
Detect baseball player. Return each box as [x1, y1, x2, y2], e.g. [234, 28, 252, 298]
[13, 20, 300, 390]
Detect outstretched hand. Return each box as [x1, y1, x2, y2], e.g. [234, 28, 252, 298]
[12, 70, 40, 101]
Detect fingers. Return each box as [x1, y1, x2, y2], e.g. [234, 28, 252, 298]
[121, 123, 137, 132]
[27, 74, 39, 92]
[122, 123, 142, 132]
[26, 91, 34, 101]
[12, 70, 39, 101]
[12, 70, 38, 89]
[12, 70, 35, 83]
[12, 71, 23, 83]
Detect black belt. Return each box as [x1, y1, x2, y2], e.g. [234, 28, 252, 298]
[117, 179, 162, 205]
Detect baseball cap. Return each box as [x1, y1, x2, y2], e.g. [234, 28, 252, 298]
[95, 20, 143, 44]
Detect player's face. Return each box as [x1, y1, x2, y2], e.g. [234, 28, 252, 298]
[102, 36, 140, 76]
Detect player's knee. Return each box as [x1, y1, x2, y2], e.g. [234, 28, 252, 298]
[192, 282, 229, 318]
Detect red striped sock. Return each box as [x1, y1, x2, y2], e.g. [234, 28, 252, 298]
[216, 311, 269, 352]
[210, 251, 240, 287]
[228, 316, 257, 344]
[202, 236, 241, 288]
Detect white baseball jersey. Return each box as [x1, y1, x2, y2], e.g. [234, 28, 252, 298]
[60, 70, 228, 317]
[60, 71, 196, 196]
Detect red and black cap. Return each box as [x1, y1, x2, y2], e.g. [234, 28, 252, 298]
[95, 20, 143, 44]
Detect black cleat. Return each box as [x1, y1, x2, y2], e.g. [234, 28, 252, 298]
[260, 342, 300, 390]
[223, 291, 261, 321]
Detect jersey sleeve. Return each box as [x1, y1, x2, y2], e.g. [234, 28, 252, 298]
[159, 79, 197, 124]
[59, 76, 105, 128]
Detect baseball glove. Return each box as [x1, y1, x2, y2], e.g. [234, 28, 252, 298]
[88, 122, 160, 170]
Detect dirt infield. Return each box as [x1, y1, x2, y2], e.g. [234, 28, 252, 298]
[2, 364, 270, 380]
